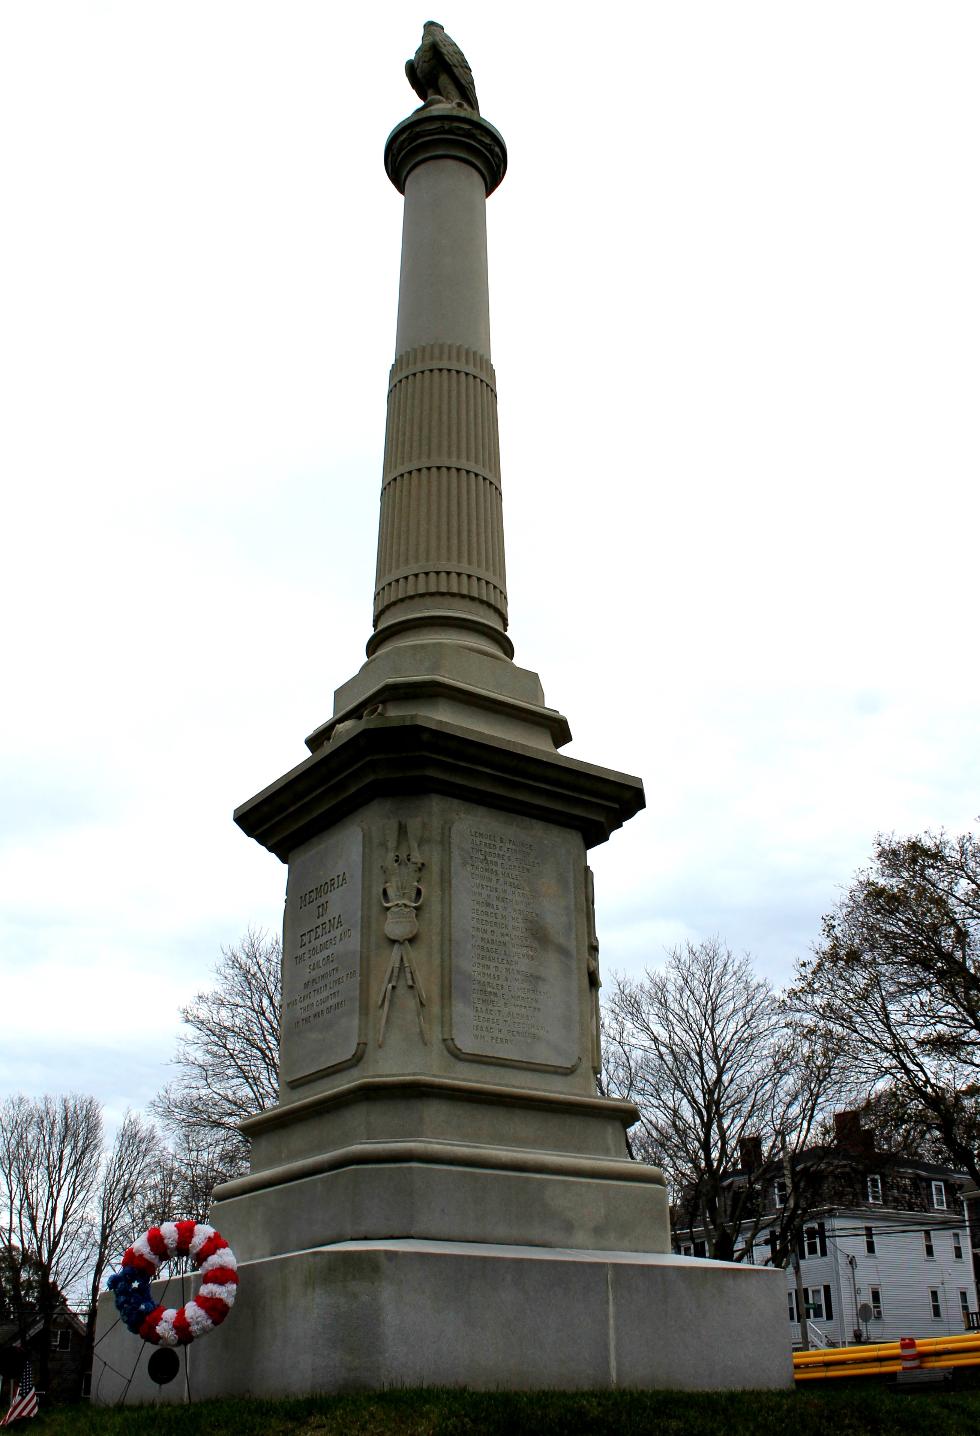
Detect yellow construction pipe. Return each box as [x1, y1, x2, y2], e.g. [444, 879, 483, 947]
[794, 1333, 980, 1366]
[793, 1333, 980, 1381]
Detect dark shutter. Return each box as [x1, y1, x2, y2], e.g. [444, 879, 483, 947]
[818, 1222, 827, 1258]
[797, 1229, 806, 1260]
[824, 1284, 834, 1320]
[768, 1231, 779, 1265]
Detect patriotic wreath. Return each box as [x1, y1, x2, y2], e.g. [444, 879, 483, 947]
[107, 1221, 239, 1346]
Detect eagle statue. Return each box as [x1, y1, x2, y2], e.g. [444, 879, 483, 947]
[406, 21, 480, 114]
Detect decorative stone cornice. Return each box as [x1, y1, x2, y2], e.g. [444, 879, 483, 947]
[234, 714, 645, 860]
[385, 107, 507, 196]
[238, 1073, 642, 1138]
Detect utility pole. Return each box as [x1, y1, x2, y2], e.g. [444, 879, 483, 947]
[783, 1137, 808, 1351]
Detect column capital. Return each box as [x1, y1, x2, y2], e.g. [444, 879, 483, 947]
[385, 107, 507, 197]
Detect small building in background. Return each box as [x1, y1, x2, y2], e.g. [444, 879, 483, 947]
[674, 1113, 979, 1347]
[0, 1306, 88, 1406]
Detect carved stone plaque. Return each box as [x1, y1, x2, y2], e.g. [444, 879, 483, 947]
[281, 823, 363, 1086]
[450, 814, 579, 1070]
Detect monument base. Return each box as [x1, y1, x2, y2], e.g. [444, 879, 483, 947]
[92, 1239, 793, 1401]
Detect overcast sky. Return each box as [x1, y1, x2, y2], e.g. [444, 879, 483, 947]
[2, 2, 977, 1126]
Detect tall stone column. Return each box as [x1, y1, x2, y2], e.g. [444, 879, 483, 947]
[92, 25, 791, 1402]
[303, 104, 565, 756]
[372, 110, 510, 659]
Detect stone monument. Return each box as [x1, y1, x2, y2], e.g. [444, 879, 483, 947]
[94, 23, 792, 1398]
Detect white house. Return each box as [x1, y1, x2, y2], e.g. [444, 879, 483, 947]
[676, 1133, 978, 1348]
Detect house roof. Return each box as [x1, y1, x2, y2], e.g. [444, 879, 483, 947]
[724, 1146, 971, 1185]
[0, 1306, 86, 1347]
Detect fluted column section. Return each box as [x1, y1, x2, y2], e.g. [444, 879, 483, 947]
[372, 342, 507, 649]
[369, 107, 511, 659]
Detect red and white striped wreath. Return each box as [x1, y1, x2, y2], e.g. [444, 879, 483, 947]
[110, 1221, 239, 1345]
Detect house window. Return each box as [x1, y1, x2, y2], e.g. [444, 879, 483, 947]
[932, 1181, 947, 1210]
[693, 1240, 707, 1258]
[865, 1226, 876, 1255]
[960, 1291, 971, 1319]
[788, 1290, 798, 1323]
[797, 1223, 828, 1261]
[804, 1285, 834, 1322]
[50, 1328, 71, 1351]
[924, 1231, 935, 1260]
[680, 1243, 693, 1256]
[869, 1286, 883, 1319]
[954, 1233, 964, 1260]
[774, 1177, 788, 1207]
[867, 1174, 883, 1204]
[930, 1289, 942, 1320]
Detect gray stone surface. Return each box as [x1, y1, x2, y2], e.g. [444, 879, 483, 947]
[394, 162, 491, 354]
[241, 1075, 643, 1168]
[240, 792, 625, 1103]
[308, 638, 570, 755]
[373, 105, 508, 661]
[450, 813, 579, 1071]
[385, 110, 506, 199]
[281, 822, 364, 1086]
[234, 717, 646, 861]
[371, 343, 509, 658]
[92, 1241, 793, 1402]
[212, 1151, 670, 1256]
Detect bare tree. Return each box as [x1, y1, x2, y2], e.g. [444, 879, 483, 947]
[0, 1094, 103, 1391]
[604, 940, 844, 1263]
[852, 1084, 957, 1166]
[789, 828, 980, 1184]
[80, 1112, 159, 1377]
[135, 1129, 235, 1230]
[151, 928, 281, 1184]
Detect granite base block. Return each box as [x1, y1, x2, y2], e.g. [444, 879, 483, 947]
[92, 1239, 793, 1402]
[214, 1150, 670, 1258]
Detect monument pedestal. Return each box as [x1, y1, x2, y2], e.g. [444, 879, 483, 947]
[93, 1241, 791, 1400]
[92, 707, 791, 1396]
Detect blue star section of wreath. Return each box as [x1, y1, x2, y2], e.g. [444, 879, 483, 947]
[108, 1267, 158, 1334]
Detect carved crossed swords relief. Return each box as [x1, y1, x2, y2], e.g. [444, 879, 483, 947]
[377, 818, 427, 1045]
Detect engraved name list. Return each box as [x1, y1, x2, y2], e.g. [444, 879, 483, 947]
[451, 814, 578, 1070]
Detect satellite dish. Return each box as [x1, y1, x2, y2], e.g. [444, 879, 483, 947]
[858, 1303, 874, 1322]
[147, 1348, 180, 1386]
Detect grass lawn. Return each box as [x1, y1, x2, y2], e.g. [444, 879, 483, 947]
[27, 1385, 980, 1436]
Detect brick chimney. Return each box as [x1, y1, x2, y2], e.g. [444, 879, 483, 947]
[834, 1110, 875, 1157]
[739, 1135, 764, 1171]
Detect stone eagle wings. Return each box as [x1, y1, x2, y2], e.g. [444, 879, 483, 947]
[406, 21, 480, 114]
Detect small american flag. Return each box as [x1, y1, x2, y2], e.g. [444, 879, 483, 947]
[1, 1359, 38, 1426]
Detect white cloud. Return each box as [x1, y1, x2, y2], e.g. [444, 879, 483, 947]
[1, 2, 978, 1108]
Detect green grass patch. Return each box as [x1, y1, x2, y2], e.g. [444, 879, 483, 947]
[27, 1385, 980, 1436]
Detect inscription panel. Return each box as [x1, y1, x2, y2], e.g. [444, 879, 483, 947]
[450, 815, 579, 1069]
[281, 824, 363, 1086]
